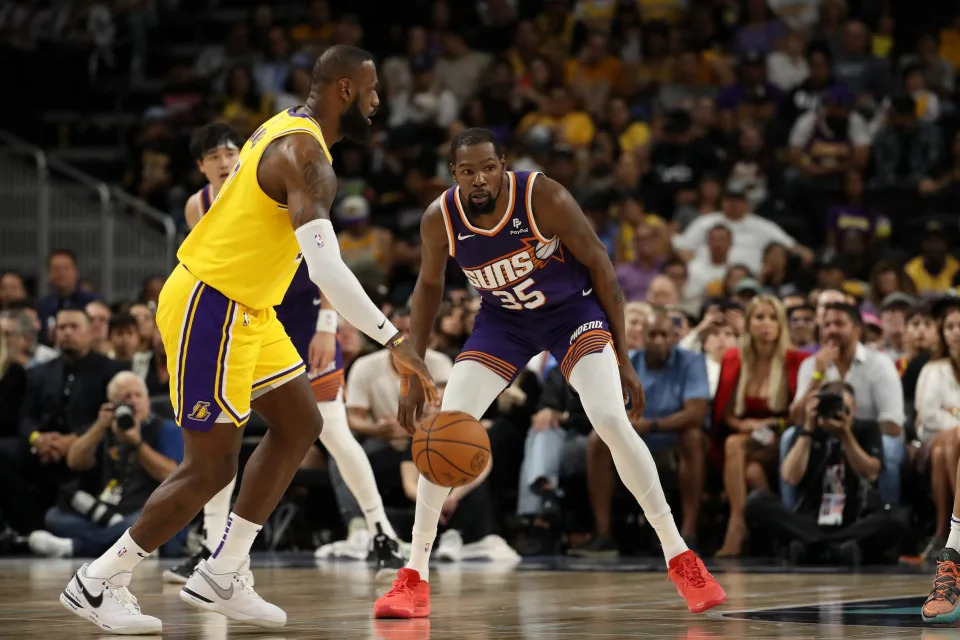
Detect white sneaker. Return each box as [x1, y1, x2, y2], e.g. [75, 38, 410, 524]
[60, 563, 161, 635]
[180, 557, 285, 628]
[435, 529, 463, 562]
[29, 530, 74, 558]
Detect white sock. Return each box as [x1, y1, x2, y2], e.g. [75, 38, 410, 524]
[318, 399, 397, 540]
[204, 475, 236, 552]
[947, 514, 960, 552]
[206, 512, 261, 573]
[87, 529, 148, 578]
[407, 475, 451, 582]
[569, 346, 688, 566]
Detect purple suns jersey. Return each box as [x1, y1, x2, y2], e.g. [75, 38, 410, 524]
[440, 170, 592, 315]
[441, 170, 613, 382]
[198, 184, 214, 216]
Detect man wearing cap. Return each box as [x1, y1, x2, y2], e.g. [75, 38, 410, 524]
[336, 195, 392, 286]
[905, 220, 960, 296]
[672, 179, 812, 274]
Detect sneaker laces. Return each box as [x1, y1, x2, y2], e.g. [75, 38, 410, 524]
[385, 573, 417, 599]
[108, 585, 142, 614]
[676, 556, 707, 588]
[929, 561, 960, 604]
[236, 563, 259, 594]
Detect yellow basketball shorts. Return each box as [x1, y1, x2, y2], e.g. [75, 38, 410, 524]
[156, 264, 305, 430]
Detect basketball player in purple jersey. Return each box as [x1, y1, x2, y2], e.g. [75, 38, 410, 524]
[166, 126, 403, 583]
[375, 128, 726, 618]
[184, 123, 243, 231]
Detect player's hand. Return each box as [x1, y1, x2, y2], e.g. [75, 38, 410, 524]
[397, 374, 425, 435]
[439, 494, 460, 525]
[620, 359, 645, 420]
[308, 331, 336, 376]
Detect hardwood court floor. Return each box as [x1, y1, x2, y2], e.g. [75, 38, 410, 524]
[1, 555, 956, 639]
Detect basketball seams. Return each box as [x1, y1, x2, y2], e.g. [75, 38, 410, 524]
[428, 448, 481, 479]
[417, 438, 491, 454]
[413, 410, 491, 486]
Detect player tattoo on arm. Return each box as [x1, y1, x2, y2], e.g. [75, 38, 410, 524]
[290, 155, 337, 229]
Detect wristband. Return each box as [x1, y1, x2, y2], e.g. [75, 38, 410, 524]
[798, 431, 813, 439]
[29, 430, 40, 446]
[651, 420, 660, 433]
[316, 309, 338, 334]
[812, 370, 826, 381]
[386, 334, 405, 350]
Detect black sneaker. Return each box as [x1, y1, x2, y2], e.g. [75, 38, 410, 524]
[162, 547, 210, 584]
[568, 536, 619, 558]
[369, 533, 404, 579]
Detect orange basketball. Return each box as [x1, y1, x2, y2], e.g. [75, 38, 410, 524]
[412, 410, 491, 488]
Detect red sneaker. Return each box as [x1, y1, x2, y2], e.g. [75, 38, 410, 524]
[374, 569, 431, 619]
[668, 550, 727, 614]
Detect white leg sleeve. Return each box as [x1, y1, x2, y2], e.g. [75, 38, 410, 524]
[407, 360, 507, 580]
[203, 475, 236, 551]
[568, 344, 687, 565]
[318, 398, 396, 539]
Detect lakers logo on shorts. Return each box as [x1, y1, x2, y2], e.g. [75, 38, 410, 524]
[188, 401, 213, 422]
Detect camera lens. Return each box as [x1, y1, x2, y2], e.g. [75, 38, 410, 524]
[115, 404, 135, 431]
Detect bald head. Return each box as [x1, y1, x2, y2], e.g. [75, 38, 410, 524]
[644, 311, 676, 366]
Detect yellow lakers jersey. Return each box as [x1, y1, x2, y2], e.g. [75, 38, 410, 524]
[178, 108, 333, 309]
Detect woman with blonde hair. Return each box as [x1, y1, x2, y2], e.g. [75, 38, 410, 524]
[711, 295, 810, 557]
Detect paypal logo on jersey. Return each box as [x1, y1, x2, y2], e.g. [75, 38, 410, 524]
[510, 217, 529, 235]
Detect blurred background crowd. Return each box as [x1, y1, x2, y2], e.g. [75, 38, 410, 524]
[3, 0, 960, 566]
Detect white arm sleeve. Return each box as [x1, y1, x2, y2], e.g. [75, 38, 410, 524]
[295, 218, 397, 345]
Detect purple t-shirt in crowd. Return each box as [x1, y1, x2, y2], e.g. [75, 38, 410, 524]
[615, 262, 663, 302]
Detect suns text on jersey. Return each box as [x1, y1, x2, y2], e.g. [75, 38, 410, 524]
[462, 250, 536, 291]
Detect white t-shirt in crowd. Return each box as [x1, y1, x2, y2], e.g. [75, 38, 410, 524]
[915, 359, 960, 443]
[686, 258, 730, 301]
[345, 348, 453, 420]
[672, 212, 796, 274]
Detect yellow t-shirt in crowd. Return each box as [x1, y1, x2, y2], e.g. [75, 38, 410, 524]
[905, 255, 960, 295]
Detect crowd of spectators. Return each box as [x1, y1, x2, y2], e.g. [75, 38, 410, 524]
[5, 0, 960, 564]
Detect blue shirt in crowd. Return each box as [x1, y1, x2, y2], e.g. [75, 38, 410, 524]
[630, 346, 710, 420]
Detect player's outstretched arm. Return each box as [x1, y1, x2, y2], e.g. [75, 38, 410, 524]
[397, 201, 450, 430]
[531, 176, 645, 417]
[265, 134, 439, 407]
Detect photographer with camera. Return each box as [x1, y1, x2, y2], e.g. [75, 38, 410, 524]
[26, 371, 183, 558]
[746, 382, 902, 565]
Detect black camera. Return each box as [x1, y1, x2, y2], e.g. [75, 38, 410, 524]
[114, 404, 136, 431]
[815, 390, 847, 421]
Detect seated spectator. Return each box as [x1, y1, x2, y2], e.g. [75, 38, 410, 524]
[766, 30, 809, 92]
[870, 96, 942, 193]
[899, 33, 955, 98]
[108, 313, 140, 365]
[0, 270, 28, 308]
[0, 308, 124, 534]
[85, 301, 111, 357]
[825, 170, 876, 257]
[581, 312, 709, 555]
[686, 224, 732, 303]
[899, 306, 938, 420]
[0, 311, 28, 440]
[716, 51, 782, 133]
[905, 221, 960, 297]
[701, 321, 739, 398]
[779, 43, 834, 135]
[332, 308, 452, 532]
[878, 293, 914, 361]
[565, 31, 622, 114]
[138, 277, 165, 307]
[713, 295, 808, 556]
[920, 130, 960, 214]
[615, 224, 664, 302]
[734, 0, 788, 56]
[625, 302, 651, 357]
[219, 64, 274, 138]
[37, 249, 99, 346]
[336, 195, 392, 288]
[787, 85, 870, 191]
[132, 326, 170, 399]
[27, 372, 182, 558]
[916, 299, 960, 557]
[759, 242, 796, 298]
[386, 55, 458, 133]
[431, 301, 465, 362]
[792, 303, 905, 504]
[833, 21, 891, 104]
[516, 85, 596, 149]
[749, 382, 899, 564]
[672, 172, 723, 232]
[435, 32, 492, 106]
[647, 274, 679, 308]
[129, 302, 156, 353]
[727, 121, 778, 211]
[673, 180, 811, 275]
[3, 301, 57, 368]
[862, 262, 917, 316]
[656, 49, 718, 113]
[787, 304, 818, 354]
[253, 25, 291, 95]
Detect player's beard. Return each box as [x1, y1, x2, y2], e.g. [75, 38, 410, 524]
[464, 174, 504, 218]
[340, 98, 371, 143]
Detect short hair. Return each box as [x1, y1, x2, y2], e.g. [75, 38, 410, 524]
[389, 306, 411, 322]
[108, 313, 138, 334]
[661, 256, 687, 275]
[708, 223, 732, 236]
[823, 301, 862, 326]
[0, 309, 34, 339]
[448, 127, 504, 164]
[821, 381, 856, 404]
[312, 44, 374, 86]
[906, 304, 934, 322]
[189, 123, 244, 162]
[106, 370, 147, 402]
[48, 249, 77, 266]
[787, 303, 816, 317]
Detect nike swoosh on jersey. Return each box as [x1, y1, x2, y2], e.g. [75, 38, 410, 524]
[196, 568, 234, 600]
[457, 233, 476, 240]
[313, 298, 322, 306]
[582, 288, 593, 296]
[75, 575, 104, 608]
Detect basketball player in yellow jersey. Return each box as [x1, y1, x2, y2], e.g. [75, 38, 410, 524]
[183, 123, 243, 229]
[60, 45, 439, 635]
